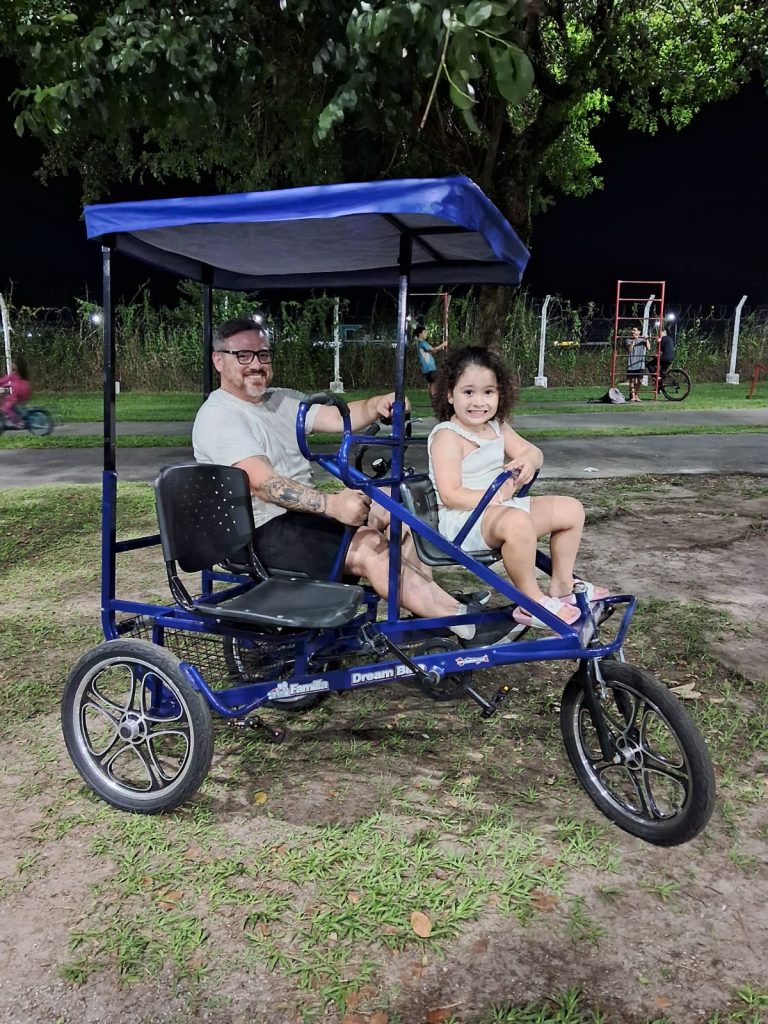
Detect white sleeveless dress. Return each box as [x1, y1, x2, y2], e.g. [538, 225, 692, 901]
[427, 420, 532, 551]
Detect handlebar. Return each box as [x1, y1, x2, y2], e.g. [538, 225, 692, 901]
[296, 391, 413, 487]
[296, 391, 352, 463]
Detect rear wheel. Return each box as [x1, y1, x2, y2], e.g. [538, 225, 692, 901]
[560, 661, 715, 845]
[660, 368, 691, 402]
[62, 640, 214, 813]
[222, 635, 324, 711]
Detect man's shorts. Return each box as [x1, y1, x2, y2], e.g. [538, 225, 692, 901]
[423, 370, 437, 384]
[253, 511, 351, 580]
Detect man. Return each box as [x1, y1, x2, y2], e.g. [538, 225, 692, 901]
[192, 318, 512, 646]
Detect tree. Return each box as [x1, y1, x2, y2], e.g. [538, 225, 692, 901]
[2, 1, 767, 343]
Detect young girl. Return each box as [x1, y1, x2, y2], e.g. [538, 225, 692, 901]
[428, 346, 608, 628]
[0, 356, 31, 427]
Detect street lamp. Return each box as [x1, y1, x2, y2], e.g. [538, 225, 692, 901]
[90, 311, 103, 326]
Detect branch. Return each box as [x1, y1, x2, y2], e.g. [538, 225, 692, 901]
[419, 23, 452, 132]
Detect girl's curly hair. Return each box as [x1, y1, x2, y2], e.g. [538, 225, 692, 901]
[431, 346, 516, 423]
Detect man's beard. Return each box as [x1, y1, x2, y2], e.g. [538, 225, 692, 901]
[242, 372, 268, 397]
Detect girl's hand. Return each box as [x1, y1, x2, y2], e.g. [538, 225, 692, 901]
[504, 457, 537, 490]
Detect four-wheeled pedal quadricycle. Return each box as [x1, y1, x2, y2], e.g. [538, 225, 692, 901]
[62, 177, 715, 846]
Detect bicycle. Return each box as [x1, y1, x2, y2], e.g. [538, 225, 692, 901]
[647, 365, 691, 402]
[0, 387, 55, 436]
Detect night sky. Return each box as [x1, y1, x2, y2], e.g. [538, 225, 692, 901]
[1, 61, 766, 310]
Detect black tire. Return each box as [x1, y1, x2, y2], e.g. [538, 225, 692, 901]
[25, 408, 54, 436]
[222, 635, 324, 711]
[403, 636, 472, 701]
[560, 661, 715, 846]
[660, 368, 691, 402]
[61, 639, 214, 813]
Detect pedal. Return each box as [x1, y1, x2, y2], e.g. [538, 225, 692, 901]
[466, 683, 512, 719]
[231, 715, 286, 744]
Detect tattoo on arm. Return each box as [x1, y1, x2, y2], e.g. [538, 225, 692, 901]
[260, 474, 327, 514]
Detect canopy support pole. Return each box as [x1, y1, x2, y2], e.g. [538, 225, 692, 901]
[386, 232, 413, 622]
[100, 243, 118, 638]
[202, 278, 213, 398]
[102, 245, 116, 472]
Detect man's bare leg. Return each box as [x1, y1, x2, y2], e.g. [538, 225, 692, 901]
[344, 527, 458, 617]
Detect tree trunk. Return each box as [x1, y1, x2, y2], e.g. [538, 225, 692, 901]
[475, 284, 514, 350]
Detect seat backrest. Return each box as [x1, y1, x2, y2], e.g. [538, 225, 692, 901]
[154, 463, 257, 573]
[400, 475, 441, 530]
[400, 475, 499, 567]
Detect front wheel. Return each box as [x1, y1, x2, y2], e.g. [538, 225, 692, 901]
[660, 368, 691, 402]
[25, 408, 54, 435]
[62, 639, 214, 813]
[560, 661, 715, 845]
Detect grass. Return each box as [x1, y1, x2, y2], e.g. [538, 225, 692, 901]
[515, 381, 768, 413]
[0, 433, 192, 449]
[33, 381, 768, 427]
[464, 985, 768, 1023]
[1, 478, 767, 1021]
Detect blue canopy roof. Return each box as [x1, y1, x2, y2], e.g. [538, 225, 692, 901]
[84, 176, 529, 290]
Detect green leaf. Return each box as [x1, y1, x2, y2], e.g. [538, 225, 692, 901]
[492, 46, 534, 105]
[449, 76, 475, 110]
[464, 1, 493, 28]
[461, 106, 481, 134]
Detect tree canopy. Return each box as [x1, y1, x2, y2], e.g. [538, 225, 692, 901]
[2, 1, 766, 339]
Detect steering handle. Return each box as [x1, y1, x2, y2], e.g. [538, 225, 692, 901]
[296, 391, 352, 462]
[453, 467, 539, 547]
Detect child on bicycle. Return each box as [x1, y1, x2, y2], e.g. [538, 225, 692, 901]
[428, 345, 608, 629]
[0, 356, 31, 427]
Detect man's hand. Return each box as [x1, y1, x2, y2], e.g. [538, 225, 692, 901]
[326, 488, 373, 526]
[368, 391, 408, 422]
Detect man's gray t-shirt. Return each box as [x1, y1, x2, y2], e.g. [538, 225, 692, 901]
[192, 387, 320, 530]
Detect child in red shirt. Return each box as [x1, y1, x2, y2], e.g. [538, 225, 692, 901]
[0, 356, 32, 426]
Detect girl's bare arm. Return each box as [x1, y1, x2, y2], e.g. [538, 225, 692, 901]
[430, 430, 496, 510]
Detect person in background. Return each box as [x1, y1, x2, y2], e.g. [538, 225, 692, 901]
[0, 355, 31, 427]
[625, 326, 650, 402]
[647, 327, 676, 383]
[413, 322, 446, 396]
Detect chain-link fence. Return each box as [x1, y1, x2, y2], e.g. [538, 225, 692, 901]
[2, 291, 767, 392]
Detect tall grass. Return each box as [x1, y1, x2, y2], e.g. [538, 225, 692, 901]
[8, 290, 768, 393]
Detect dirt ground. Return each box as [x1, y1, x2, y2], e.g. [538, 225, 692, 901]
[0, 476, 766, 1024]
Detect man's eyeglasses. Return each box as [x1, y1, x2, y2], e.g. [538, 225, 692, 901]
[217, 348, 272, 365]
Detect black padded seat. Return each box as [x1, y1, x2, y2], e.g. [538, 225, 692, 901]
[194, 575, 365, 629]
[400, 476, 501, 568]
[154, 463, 364, 630]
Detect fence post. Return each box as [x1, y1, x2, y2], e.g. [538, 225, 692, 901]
[534, 294, 551, 387]
[0, 293, 11, 374]
[726, 295, 747, 384]
[329, 295, 344, 393]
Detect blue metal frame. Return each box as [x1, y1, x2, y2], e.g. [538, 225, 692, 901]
[96, 195, 633, 726]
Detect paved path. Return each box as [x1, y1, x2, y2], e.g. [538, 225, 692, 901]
[2, 432, 766, 488]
